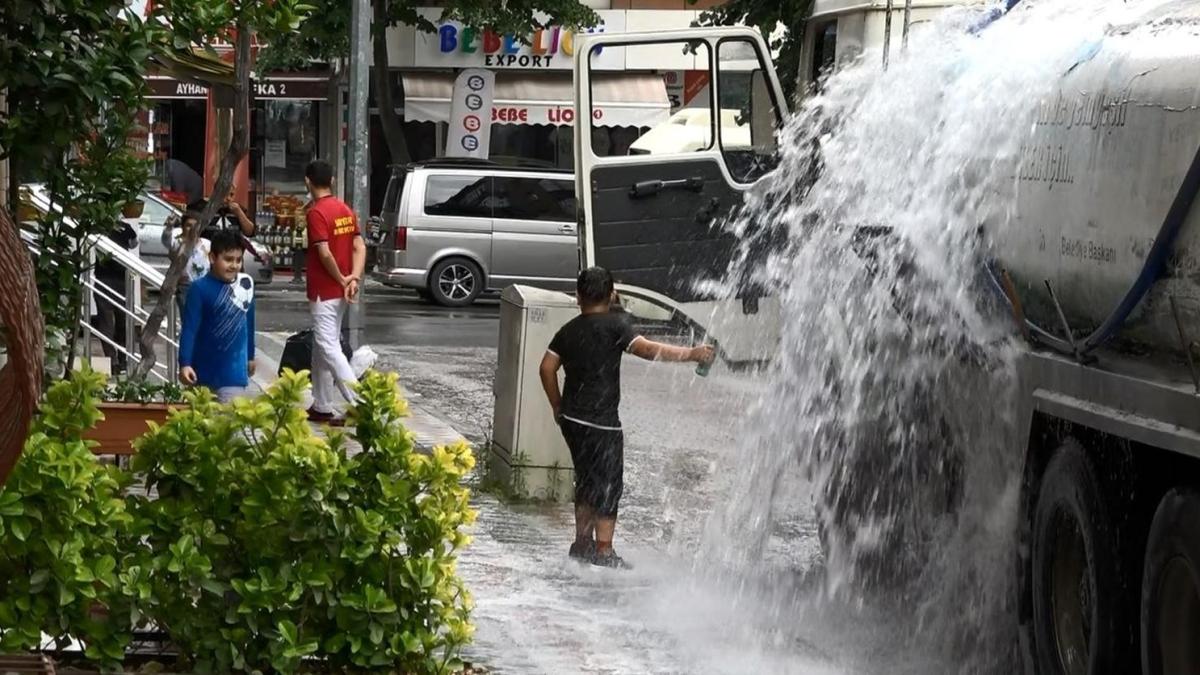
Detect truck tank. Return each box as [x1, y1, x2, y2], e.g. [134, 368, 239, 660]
[996, 1, 1200, 361]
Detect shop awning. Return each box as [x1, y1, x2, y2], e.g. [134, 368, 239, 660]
[402, 72, 670, 129]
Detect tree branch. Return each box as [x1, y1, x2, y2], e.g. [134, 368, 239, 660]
[134, 21, 254, 381]
[373, 0, 412, 165]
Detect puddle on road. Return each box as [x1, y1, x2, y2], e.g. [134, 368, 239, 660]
[458, 495, 847, 675]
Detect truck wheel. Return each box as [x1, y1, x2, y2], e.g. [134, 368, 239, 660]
[429, 258, 483, 307]
[1032, 444, 1132, 675]
[1141, 488, 1200, 675]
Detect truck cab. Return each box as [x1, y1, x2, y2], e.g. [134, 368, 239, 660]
[800, 0, 977, 87]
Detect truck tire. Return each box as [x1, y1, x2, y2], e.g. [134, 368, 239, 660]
[1031, 443, 1133, 675]
[428, 258, 483, 307]
[1140, 488, 1200, 675]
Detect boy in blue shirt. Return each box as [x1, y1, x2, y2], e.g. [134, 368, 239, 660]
[179, 229, 256, 403]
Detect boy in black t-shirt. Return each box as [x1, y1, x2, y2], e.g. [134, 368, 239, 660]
[539, 267, 715, 568]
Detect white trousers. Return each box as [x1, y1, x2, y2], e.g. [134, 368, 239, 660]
[310, 298, 358, 414]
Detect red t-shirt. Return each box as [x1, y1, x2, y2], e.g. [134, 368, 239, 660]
[306, 195, 359, 301]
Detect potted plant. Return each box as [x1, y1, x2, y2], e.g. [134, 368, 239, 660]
[121, 198, 145, 219]
[84, 377, 187, 456]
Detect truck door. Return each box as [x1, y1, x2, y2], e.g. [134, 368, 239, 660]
[573, 29, 788, 362]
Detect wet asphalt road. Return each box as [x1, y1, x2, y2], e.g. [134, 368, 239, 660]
[255, 280, 502, 350]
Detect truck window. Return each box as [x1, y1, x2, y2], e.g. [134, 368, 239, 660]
[811, 21, 838, 86]
[589, 39, 714, 157]
[423, 175, 493, 218]
[493, 177, 576, 223]
[717, 38, 782, 184]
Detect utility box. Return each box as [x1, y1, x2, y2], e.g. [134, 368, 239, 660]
[492, 285, 579, 502]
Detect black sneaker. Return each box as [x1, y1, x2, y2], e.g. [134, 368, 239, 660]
[590, 550, 632, 570]
[568, 540, 595, 561]
[306, 408, 346, 427]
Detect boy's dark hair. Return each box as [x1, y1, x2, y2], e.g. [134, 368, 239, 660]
[181, 210, 202, 225]
[576, 266, 614, 305]
[209, 229, 245, 257]
[305, 159, 334, 188]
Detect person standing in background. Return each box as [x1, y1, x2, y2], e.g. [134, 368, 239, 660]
[303, 159, 365, 425]
[164, 158, 204, 206]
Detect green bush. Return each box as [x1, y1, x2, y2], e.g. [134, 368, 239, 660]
[127, 369, 477, 674]
[0, 368, 477, 674]
[0, 368, 134, 669]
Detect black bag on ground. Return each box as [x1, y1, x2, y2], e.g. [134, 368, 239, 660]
[278, 329, 353, 376]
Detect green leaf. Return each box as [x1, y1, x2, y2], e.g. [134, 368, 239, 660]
[9, 518, 30, 542]
[278, 619, 299, 645]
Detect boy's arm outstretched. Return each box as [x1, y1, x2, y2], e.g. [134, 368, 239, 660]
[628, 337, 714, 364]
[539, 351, 562, 418]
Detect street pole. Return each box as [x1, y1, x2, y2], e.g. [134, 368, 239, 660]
[346, 0, 370, 350]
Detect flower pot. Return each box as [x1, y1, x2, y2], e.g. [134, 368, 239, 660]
[85, 401, 181, 455]
[122, 199, 146, 219]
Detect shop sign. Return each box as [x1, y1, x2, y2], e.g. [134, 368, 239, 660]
[416, 9, 626, 70]
[148, 76, 329, 100]
[663, 71, 712, 113]
[445, 69, 496, 158]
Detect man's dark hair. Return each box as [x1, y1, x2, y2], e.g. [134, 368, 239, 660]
[305, 159, 334, 189]
[181, 210, 202, 225]
[576, 266, 614, 305]
[209, 229, 245, 257]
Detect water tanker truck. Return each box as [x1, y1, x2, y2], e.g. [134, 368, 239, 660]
[572, 2, 1198, 674]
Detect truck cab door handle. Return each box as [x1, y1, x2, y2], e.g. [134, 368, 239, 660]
[629, 176, 705, 198]
[558, 224, 576, 233]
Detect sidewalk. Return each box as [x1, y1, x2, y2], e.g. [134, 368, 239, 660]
[252, 330, 466, 450]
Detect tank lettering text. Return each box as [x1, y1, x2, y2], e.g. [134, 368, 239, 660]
[1061, 237, 1115, 264]
[1018, 143, 1075, 185]
[1036, 88, 1130, 131]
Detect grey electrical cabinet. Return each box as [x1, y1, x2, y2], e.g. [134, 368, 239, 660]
[491, 285, 580, 502]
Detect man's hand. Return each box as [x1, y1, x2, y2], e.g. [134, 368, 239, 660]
[180, 366, 197, 385]
[690, 344, 716, 365]
[344, 276, 361, 303]
[247, 360, 257, 377]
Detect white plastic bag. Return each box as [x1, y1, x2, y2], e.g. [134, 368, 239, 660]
[350, 345, 378, 378]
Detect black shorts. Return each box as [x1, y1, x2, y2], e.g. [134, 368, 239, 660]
[560, 418, 624, 517]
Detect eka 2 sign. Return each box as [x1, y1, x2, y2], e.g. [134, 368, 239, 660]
[415, 9, 626, 70]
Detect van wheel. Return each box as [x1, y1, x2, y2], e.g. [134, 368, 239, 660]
[1031, 443, 1134, 675]
[1141, 488, 1200, 675]
[429, 258, 483, 307]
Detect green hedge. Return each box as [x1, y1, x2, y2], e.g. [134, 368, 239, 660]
[0, 368, 477, 674]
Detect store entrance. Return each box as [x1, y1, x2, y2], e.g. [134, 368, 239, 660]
[170, 100, 206, 180]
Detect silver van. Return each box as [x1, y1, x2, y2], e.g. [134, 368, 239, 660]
[372, 159, 578, 306]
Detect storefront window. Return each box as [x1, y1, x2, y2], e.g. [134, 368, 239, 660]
[145, 100, 207, 205]
[256, 100, 319, 200]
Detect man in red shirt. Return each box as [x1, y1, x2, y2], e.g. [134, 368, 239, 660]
[304, 159, 366, 424]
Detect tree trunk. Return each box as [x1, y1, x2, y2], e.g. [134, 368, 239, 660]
[373, 0, 412, 165]
[133, 21, 253, 381]
[0, 206, 45, 487]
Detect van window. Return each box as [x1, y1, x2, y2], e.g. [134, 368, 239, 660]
[381, 170, 406, 215]
[423, 176, 493, 218]
[493, 177, 576, 223]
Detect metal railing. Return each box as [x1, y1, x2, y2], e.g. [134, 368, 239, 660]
[20, 187, 179, 384]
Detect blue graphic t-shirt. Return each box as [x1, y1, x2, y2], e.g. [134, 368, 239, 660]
[179, 273, 256, 389]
